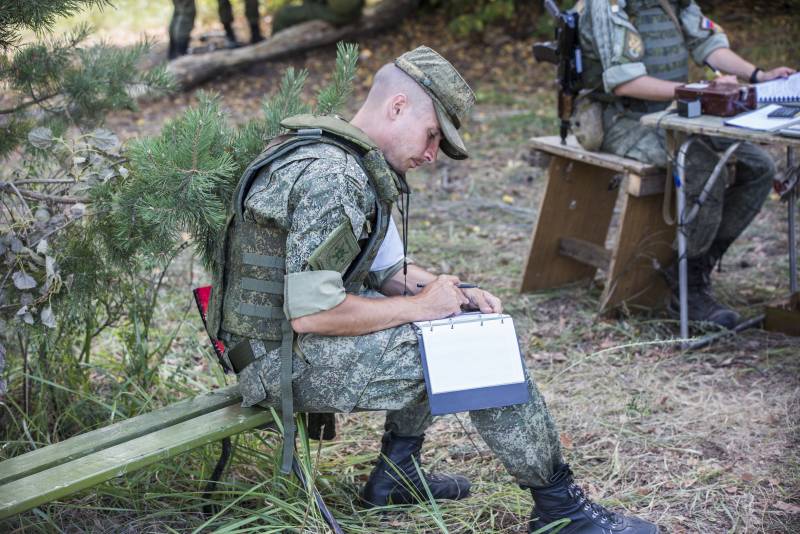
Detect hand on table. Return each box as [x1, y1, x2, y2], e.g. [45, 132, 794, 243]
[758, 66, 796, 82]
[713, 74, 738, 85]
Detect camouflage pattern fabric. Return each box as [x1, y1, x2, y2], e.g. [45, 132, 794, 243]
[580, 0, 728, 96]
[169, 0, 196, 45]
[236, 140, 563, 487]
[218, 0, 260, 27]
[394, 46, 475, 159]
[245, 143, 377, 274]
[580, 0, 771, 259]
[238, 293, 563, 487]
[600, 118, 774, 258]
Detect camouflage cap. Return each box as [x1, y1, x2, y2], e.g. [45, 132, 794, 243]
[394, 46, 475, 160]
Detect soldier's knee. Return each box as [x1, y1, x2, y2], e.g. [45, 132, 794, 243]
[739, 146, 776, 183]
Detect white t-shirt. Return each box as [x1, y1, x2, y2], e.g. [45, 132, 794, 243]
[369, 217, 404, 272]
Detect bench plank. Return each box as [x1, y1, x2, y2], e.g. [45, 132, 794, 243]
[0, 403, 272, 519]
[0, 385, 242, 486]
[558, 237, 611, 271]
[529, 136, 661, 177]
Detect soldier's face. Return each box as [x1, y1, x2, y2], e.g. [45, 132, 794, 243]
[383, 95, 441, 173]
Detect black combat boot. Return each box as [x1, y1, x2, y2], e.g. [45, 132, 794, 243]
[222, 22, 241, 48]
[250, 22, 264, 44]
[361, 431, 471, 507]
[528, 464, 658, 534]
[664, 254, 740, 329]
[169, 38, 190, 59]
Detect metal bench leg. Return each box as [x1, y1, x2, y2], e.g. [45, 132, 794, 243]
[202, 437, 232, 517]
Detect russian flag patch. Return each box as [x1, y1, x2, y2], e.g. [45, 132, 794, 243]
[701, 17, 722, 32]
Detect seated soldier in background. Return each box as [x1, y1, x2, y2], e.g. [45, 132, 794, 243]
[578, 0, 795, 328]
[272, 0, 364, 33]
[211, 45, 660, 533]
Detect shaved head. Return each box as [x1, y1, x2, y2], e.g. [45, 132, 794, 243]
[362, 63, 435, 118]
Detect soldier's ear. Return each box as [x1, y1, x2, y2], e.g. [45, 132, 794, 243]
[387, 93, 408, 120]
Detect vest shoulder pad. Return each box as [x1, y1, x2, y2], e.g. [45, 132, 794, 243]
[281, 114, 378, 153]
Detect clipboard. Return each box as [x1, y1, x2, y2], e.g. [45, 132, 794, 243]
[412, 313, 530, 415]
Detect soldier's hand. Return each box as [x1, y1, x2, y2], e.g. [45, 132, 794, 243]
[713, 74, 738, 85]
[412, 275, 469, 320]
[758, 66, 796, 82]
[461, 288, 503, 314]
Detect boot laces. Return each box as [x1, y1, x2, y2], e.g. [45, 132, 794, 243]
[567, 481, 622, 526]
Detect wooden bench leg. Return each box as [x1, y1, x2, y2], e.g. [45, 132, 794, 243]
[600, 193, 674, 312]
[520, 156, 619, 292]
[202, 437, 232, 517]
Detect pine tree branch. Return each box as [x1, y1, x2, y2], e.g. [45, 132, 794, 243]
[0, 93, 59, 115]
[1, 184, 88, 204]
[12, 179, 76, 185]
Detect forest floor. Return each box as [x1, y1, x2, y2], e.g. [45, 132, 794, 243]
[6, 3, 800, 533]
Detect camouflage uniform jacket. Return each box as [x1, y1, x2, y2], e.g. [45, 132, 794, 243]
[232, 141, 406, 409]
[580, 0, 729, 98]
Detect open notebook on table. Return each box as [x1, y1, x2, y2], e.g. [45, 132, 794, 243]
[756, 72, 800, 104]
[413, 312, 529, 415]
[725, 104, 800, 132]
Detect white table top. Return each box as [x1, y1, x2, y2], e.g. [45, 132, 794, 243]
[640, 110, 800, 148]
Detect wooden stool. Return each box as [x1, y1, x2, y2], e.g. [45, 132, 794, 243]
[520, 136, 674, 312]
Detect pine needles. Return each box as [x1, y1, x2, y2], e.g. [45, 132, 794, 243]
[315, 42, 360, 116]
[121, 93, 237, 266]
[124, 42, 361, 270]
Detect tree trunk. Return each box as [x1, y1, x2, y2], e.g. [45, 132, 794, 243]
[167, 0, 420, 90]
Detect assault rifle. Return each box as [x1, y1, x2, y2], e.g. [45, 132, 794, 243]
[532, 0, 583, 144]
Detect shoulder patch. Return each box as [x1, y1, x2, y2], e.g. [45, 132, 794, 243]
[624, 30, 644, 60]
[307, 221, 360, 273]
[700, 17, 724, 34]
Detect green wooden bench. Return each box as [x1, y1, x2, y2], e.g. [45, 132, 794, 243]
[0, 385, 272, 520]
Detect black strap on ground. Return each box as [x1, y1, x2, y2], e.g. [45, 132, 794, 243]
[292, 456, 344, 534]
[202, 437, 233, 517]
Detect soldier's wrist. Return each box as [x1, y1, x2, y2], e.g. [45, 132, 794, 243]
[749, 67, 762, 84]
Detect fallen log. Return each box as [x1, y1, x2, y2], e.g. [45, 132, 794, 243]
[166, 0, 420, 90]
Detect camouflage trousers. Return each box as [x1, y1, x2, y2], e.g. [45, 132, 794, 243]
[169, 0, 196, 44]
[237, 308, 562, 487]
[601, 107, 775, 259]
[217, 0, 259, 27]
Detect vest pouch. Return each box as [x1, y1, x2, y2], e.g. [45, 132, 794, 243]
[571, 92, 605, 151]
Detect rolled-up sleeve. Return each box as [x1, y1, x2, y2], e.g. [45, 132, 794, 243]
[680, 1, 729, 65]
[283, 270, 346, 319]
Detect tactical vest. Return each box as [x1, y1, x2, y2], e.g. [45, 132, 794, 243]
[207, 115, 401, 344]
[205, 114, 401, 473]
[584, 0, 690, 113]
